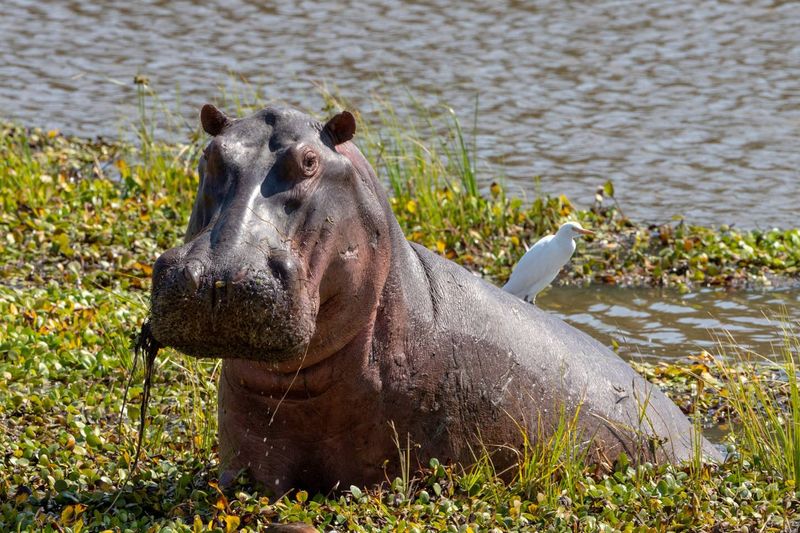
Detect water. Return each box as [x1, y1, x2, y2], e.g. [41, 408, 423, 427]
[542, 286, 800, 362]
[1, 0, 798, 228]
[1, 0, 798, 363]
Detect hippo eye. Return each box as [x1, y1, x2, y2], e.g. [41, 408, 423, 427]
[301, 149, 319, 176]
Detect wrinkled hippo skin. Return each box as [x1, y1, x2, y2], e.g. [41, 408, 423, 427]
[148, 104, 721, 494]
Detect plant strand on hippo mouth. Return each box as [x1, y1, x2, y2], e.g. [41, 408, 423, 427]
[107, 319, 162, 511]
[130, 320, 162, 474]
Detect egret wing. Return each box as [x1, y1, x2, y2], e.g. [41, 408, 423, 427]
[502, 236, 555, 298]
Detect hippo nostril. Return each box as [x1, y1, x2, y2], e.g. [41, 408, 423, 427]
[268, 256, 293, 285]
[183, 261, 204, 292]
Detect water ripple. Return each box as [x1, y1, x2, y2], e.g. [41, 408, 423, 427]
[0, 0, 797, 227]
[543, 286, 800, 361]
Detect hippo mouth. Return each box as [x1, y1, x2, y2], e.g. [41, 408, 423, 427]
[149, 261, 317, 362]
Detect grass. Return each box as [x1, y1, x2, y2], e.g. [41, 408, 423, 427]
[1, 90, 799, 530]
[712, 327, 800, 484]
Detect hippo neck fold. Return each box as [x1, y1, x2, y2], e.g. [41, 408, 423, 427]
[332, 139, 437, 326]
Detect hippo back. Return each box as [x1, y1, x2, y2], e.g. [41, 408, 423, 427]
[380, 243, 717, 466]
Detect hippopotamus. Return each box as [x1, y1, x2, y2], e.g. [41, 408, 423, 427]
[148, 103, 720, 493]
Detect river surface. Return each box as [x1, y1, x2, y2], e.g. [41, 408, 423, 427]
[1, 0, 798, 228]
[542, 286, 800, 362]
[1, 0, 798, 361]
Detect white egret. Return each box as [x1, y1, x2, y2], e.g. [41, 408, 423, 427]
[502, 222, 594, 303]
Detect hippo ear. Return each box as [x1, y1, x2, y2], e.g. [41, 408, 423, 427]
[200, 104, 230, 136]
[323, 111, 356, 145]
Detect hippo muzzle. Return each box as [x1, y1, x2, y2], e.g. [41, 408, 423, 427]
[150, 230, 314, 361]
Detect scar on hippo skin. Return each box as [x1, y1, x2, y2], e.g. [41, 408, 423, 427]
[340, 244, 359, 261]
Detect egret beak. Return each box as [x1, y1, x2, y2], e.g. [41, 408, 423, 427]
[575, 228, 595, 236]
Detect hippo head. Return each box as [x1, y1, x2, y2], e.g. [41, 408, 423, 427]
[150, 105, 391, 368]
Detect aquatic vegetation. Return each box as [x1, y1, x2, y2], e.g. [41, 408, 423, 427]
[353, 101, 800, 291]
[1, 282, 797, 531]
[1, 109, 799, 530]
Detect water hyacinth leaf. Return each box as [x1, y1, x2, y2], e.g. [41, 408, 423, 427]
[603, 180, 615, 198]
[224, 515, 240, 533]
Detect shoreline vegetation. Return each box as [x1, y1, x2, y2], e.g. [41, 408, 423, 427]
[1, 95, 799, 531]
[3, 115, 799, 294]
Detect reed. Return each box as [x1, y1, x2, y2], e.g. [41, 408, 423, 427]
[713, 324, 800, 484]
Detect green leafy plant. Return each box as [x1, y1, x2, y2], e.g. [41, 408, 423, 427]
[2, 89, 800, 531]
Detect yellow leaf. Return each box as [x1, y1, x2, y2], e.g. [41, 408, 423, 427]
[133, 262, 154, 276]
[116, 159, 130, 177]
[47, 129, 59, 138]
[510, 235, 520, 247]
[54, 233, 74, 257]
[559, 194, 573, 215]
[61, 505, 74, 523]
[436, 240, 446, 254]
[193, 515, 204, 533]
[224, 515, 240, 533]
[405, 200, 417, 214]
[215, 495, 228, 511]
